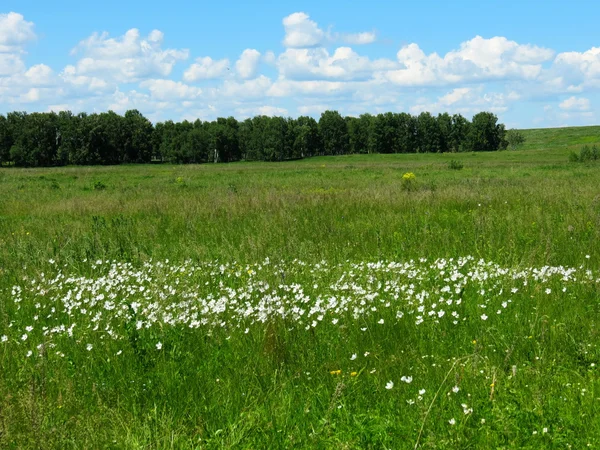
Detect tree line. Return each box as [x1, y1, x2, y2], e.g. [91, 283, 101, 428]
[0, 109, 509, 167]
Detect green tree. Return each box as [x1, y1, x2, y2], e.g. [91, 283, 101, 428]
[210, 117, 240, 163]
[395, 113, 417, 153]
[346, 114, 373, 154]
[319, 110, 349, 156]
[450, 114, 471, 152]
[416, 112, 441, 153]
[293, 116, 320, 158]
[468, 112, 507, 152]
[9, 112, 60, 167]
[0, 114, 12, 165]
[437, 113, 452, 153]
[123, 110, 154, 163]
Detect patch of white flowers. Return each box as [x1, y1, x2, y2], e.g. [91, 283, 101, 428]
[2, 256, 596, 359]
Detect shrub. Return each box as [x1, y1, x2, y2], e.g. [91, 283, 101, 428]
[448, 159, 464, 170]
[93, 181, 107, 191]
[570, 145, 600, 163]
[506, 129, 526, 150]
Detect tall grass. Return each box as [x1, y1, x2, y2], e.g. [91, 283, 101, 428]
[1, 135, 600, 448]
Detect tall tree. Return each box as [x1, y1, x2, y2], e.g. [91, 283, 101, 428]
[319, 110, 349, 156]
[437, 112, 452, 153]
[123, 109, 154, 163]
[0, 114, 12, 165]
[416, 112, 441, 153]
[468, 112, 507, 151]
[293, 116, 320, 158]
[396, 113, 417, 153]
[9, 112, 60, 167]
[450, 114, 470, 152]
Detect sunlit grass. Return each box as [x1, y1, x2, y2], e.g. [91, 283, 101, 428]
[1, 127, 600, 447]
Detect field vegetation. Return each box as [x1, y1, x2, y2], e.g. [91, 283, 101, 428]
[1, 125, 600, 448]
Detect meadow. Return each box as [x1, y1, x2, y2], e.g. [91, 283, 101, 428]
[1, 125, 600, 448]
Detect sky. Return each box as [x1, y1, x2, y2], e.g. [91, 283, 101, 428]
[1, 0, 599, 128]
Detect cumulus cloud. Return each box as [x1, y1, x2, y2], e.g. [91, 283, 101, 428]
[559, 96, 591, 111]
[409, 87, 512, 116]
[0, 12, 36, 52]
[0, 53, 26, 76]
[552, 47, 600, 90]
[282, 12, 326, 48]
[277, 47, 395, 81]
[267, 79, 346, 97]
[60, 65, 111, 92]
[382, 36, 554, 86]
[23, 65, 56, 86]
[0, 12, 37, 78]
[208, 75, 273, 100]
[183, 56, 230, 81]
[69, 28, 189, 83]
[235, 49, 261, 79]
[297, 104, 331, 115]
[139, 79, 202, 100]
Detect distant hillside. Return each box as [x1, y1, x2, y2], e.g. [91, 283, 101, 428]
[518, 125, 600, 151]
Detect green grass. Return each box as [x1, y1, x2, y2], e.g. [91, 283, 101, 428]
[1, 125, 600, 448]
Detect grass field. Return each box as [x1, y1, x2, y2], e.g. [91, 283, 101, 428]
[1, 125, 600, 448]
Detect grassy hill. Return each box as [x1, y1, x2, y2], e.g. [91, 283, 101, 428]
[519, 125, 600, 151]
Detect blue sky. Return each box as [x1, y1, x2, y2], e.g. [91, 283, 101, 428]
[1, 0, 599, 128]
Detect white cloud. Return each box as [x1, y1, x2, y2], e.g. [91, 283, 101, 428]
[139, 79, 202, 100]
[212, 75, 272, 99]
[553, 47, 600, 89]
[0, 12, 37, 78]
[0, 12, 36, 52]
[297, 104, 331, 115]
[183, 56, 230, 81]
[340, 31, 376, 45]
[267, 79, 346, 97]
[277, 47, 395, 81]
[69, 28, 189, 83]
[282, 12, 377, 49]
[559, 96, 591, 111]
[46, 104, 71, 113]
[410, 87, 511, 116]
[235, 49, 261, 79]
[282, 12, 326, 48]
[23, 64, 55, 86]
[0, 53, 26, 76]
[382, 36, 554, 86]
[60, 65, 111, 92]
[236, 105, 289, 117]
